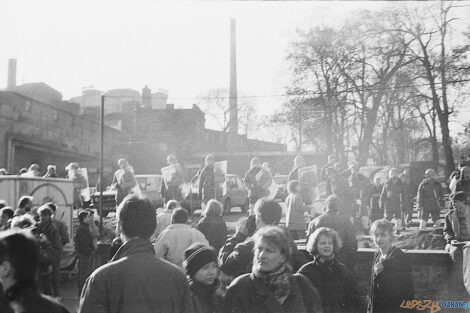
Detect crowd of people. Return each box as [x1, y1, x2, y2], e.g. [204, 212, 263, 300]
[0, 154, 470, 313]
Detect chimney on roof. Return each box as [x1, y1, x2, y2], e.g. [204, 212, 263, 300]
[229, 18, 238, 135]
[7, 58, 17, 89]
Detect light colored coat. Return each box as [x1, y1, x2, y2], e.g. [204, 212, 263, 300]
[154, 224, 209, 268]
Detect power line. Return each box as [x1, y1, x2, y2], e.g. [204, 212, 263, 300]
[100, 78, 470, 101]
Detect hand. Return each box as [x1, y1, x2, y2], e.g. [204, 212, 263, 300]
[451, 240, 461, 246]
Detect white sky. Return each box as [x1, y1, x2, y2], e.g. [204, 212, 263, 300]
[1, 0, 469, 133]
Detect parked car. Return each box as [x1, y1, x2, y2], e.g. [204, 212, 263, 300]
[181, 173, 249, 214]
[274, 174, 288, 202]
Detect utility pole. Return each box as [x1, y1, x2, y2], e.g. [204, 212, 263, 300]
[99, 95, 105, 237]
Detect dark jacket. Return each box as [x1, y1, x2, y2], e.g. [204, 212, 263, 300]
[4, 280, 69, 313]
[79, 238, 193, 313]
[218, 232, 248, 266]
[197, 215, 227, 251]
[224, 272, 323, 313]
[52, 219, 69, 246]
[417, 178, 444, 211]
[199, 165, 216, 203]
[189, 281, 223, 313]
[74, 223, 95, 257]
[380, 178, 404, 215]
[454, 178, 470, 199]
[38, 220, 62, 258]
[298, 259, 361, 313]
[368, 246, 414, 313]
[244, 167, 263, 204]
[308, 210, 358, 257]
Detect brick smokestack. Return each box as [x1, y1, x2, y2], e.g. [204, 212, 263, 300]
[229, 18, 238, 135]
[7, 58, 17, 89]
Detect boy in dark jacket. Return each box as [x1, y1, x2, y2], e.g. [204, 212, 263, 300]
[75, 210, 95, 296]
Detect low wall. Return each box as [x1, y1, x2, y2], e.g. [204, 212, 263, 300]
[353, 248, 468, 304]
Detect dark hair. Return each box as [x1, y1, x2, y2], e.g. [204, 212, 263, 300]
[370, 219, 394, 236]
[306, 227, 342, 256]
[253, 226, 292, 265]
[45, 202, 57, 213]
[78, 210, 90, 223]
[0, 230, 40, 282]
[171, 208, 188, 224]
[254, 199, 282, 226]
[287, 180, 300, 194]
[17, 196, 33, 210]
[0, 207, 14, 220]
[37, 205, 52, 216]
[118, 195, 156, 239]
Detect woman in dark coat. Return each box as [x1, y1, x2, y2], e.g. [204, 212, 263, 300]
[224, 226, 323, 313]
[368, 219, 414, 313]
[183, 244, 223, 313]
[298, 227, 361, 313]
[198, 200, 227, 251]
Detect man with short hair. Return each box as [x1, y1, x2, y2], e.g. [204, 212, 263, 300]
[417, 169, 444, 229]
[443, 191, 470, 295]
[154, 208, 208, 268]
[79, 195, 193, 313]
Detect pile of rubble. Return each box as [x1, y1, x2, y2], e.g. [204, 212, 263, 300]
[360, 229, 447, 250]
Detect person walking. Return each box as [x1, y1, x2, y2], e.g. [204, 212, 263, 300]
[111, 158, 137, 207]
[417, 169, 444, 229]
[285, 180, 309, 240]
[244, 157, 263, 213]
[380, 168, 405, 235]
[199, 154, 217, 206]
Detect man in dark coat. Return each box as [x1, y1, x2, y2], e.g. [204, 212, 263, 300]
[74, 210, 95, 297]
[307, 195, 358, 268]
[37, 205, 62, 297]
[417, 168, 444, 229]
[244, 157, 263, 213]
[79, 195, 193, 313]
[380, 168, 405, 235]
[199, 154, 216, 205]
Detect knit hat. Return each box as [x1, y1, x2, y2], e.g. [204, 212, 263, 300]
[183, 244, 217, 278]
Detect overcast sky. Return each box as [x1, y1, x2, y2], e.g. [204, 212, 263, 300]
[1, 0, 469, 134]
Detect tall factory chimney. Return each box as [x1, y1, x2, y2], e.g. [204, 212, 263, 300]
[7, 58, 17, 89]
[229, 18, 238, 135]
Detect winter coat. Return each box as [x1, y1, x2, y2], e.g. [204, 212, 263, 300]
[197, 215, 227, 251]
[368, 246, 414, 313]
[417, 178, 444, 212]
[380, 178, 404, 216]
[298, 258, 361, 313]
[79, 238, 193, 313]
[189, 281, 223, 313]
[154, 223, 209, 268]
[224, 272, 323, 313]
[244, 167, 263, 204]
[155, 210, 173, 239]
[454, 179, 470, 199]
[38, 220, 62, 259]
[74, 223, 95, 257]
[285, 193, 308, 231]
[4, 280, 69, 313]
[199, 165, 216, 203]
[112, 167, 136, 206]
[52, 219, 69, 246]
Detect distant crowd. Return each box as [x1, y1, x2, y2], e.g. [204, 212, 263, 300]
[0, 154, 469, 313]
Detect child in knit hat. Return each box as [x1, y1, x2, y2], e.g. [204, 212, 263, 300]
[183, 243, 223, 313]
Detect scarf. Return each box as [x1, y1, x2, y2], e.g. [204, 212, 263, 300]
[313, 254, 336, 274]
[253, 262, 292, 305]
